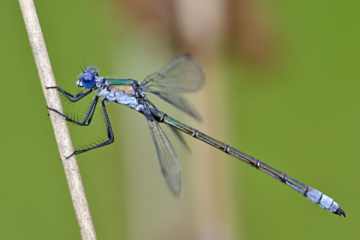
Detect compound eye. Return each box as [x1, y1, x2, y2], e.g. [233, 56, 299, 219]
[83, 72, 94, 81]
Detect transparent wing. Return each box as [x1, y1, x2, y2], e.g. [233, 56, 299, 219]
[141, 54, 205, 93]
[141, 55, 205, 120]
[167, 125, 191, 152]
[147, 120, 182, 195]
[150, 91, 202, 120]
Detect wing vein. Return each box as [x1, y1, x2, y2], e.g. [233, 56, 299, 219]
[147, 120, 182, 195]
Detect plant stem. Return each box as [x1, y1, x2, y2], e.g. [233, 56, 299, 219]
[18, 1, 97, 239]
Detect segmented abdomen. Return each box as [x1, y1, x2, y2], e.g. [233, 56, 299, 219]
[306, 187, 343, 215]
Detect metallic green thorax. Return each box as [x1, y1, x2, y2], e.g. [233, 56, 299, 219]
[107, 78, 135, 86]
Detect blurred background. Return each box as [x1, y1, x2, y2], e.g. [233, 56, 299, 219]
[1, 0, 358, 239]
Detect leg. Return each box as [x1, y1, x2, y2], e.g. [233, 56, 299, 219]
[46, 86, 92, 102]
[66, 100, 114, 159]
[48, 96, 99, 126]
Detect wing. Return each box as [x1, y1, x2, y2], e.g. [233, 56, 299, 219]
[167, 125, 191, 152]
[149, 91, 202, 120]
[140, 54, 205, 120]
[147, 120, 182, 195]
[141, 54, 205, 93]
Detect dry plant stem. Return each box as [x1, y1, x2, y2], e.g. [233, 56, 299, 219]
[18, 0, 97, 239]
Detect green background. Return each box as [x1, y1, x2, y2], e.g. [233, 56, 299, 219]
[1, 0, 358, 239]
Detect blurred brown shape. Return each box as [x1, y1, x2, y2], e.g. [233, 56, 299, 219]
[225, 0, 275, 65]
[115, 0, 275, 65]
[113, 0, 183, 50]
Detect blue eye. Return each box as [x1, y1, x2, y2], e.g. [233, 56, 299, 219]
[77, 67, 99, 89]
[82, 80, 96, 89]
[82, 72, 95, 81]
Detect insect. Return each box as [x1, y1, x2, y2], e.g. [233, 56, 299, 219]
[47, 54, 345, 217]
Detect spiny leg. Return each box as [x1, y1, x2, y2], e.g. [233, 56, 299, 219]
[48, 96, 99, 126]
[66, 100, 114, 159]
[46, 86, 92, 102]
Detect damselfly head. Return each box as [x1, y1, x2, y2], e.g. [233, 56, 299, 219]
[77, 67, 99, 89]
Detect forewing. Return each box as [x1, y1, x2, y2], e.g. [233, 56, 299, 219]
[147, 120, 182, 195]
[141, 54, 205, 93]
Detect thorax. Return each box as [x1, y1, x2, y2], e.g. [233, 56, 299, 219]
[96, 81, 140, 109]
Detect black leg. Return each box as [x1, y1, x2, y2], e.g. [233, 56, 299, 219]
[48, 96, 99, 126]
[46, 86, 92, 102]
[66, 100, 114, 159]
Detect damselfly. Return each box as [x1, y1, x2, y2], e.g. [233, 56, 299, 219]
[47, 54, 345, 217]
